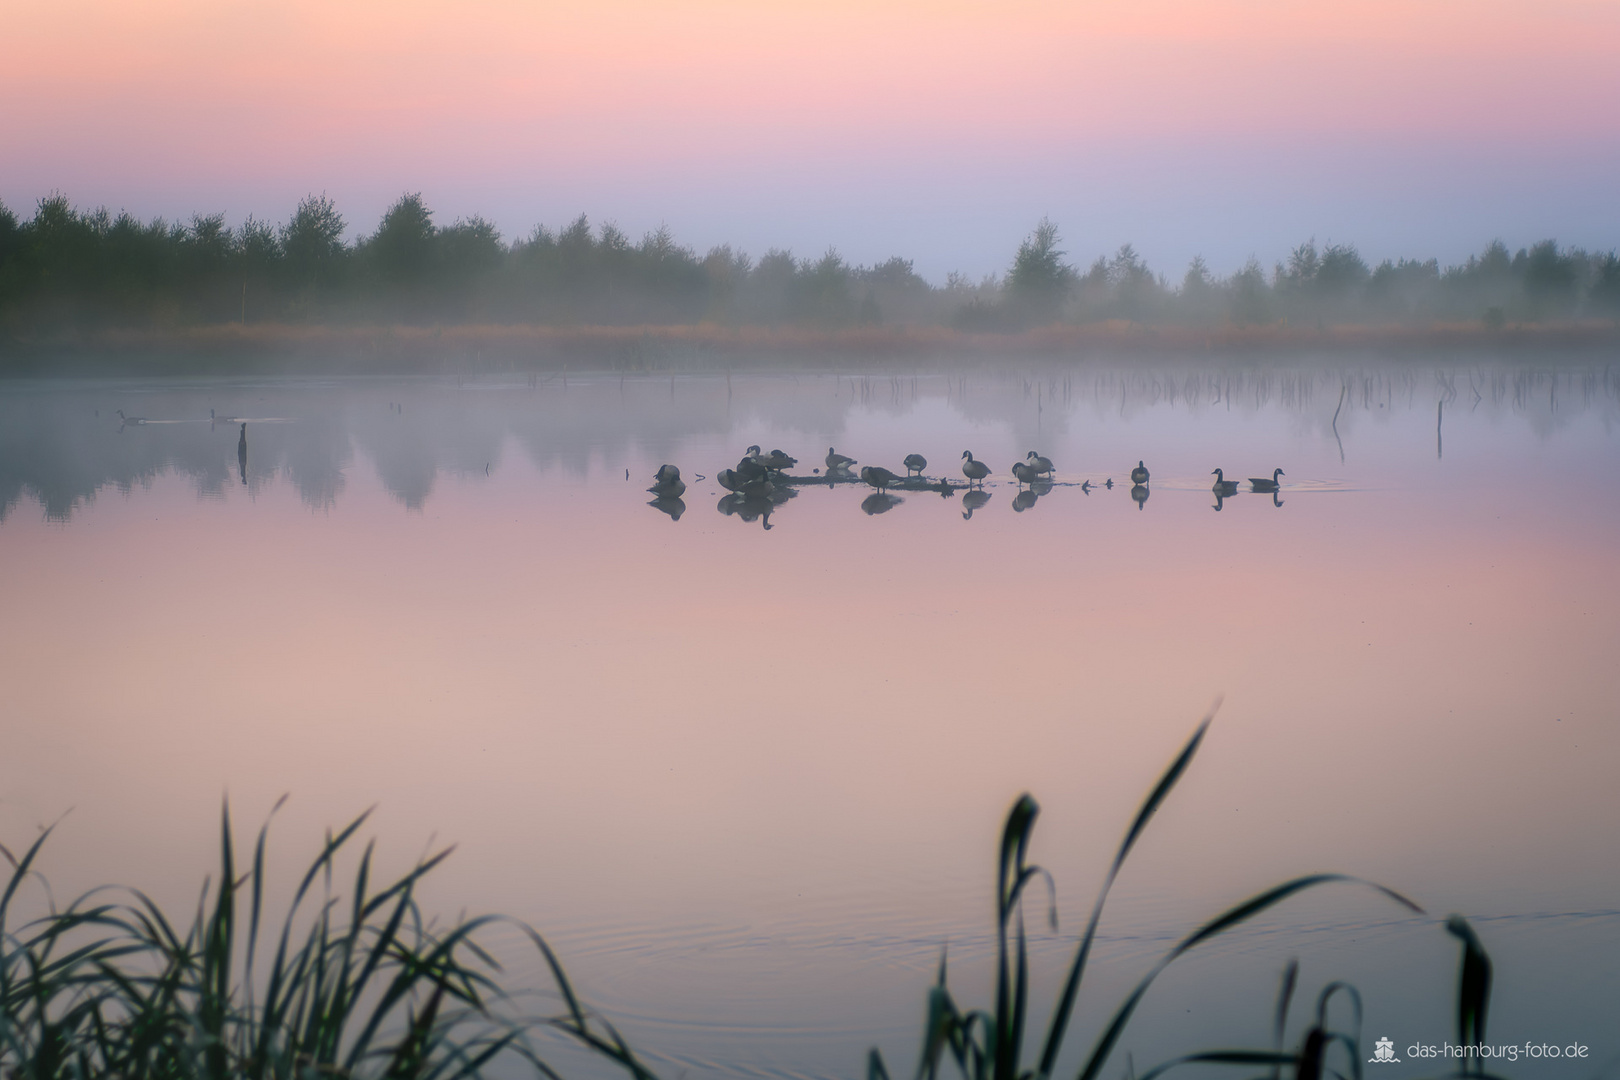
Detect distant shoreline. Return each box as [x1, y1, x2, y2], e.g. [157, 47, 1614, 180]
[2, 320, 1617, 375]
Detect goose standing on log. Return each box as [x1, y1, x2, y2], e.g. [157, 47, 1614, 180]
[826, 447, 856, 470]
[1026, 451, 1053, 477]
[1248, 468, 1284, 493]
[1211, 468, 1239, 496]
[860, 466, 900, 490]
[1130, 460, 1150, 485]
[1011, 460, 1040, 487]
[961, 451, 991, 487]
[903, 453, 928, 477]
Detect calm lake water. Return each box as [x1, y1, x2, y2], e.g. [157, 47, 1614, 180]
[2, 361, 1618, 1080]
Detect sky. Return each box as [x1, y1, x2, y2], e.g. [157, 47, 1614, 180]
[3, 0, 1619, 282]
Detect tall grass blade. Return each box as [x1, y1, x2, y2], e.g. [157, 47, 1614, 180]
[1036, 712, 1215, 1080]
[1445, 915, 1492, 1073]
[1075, 876, 1421, 1080]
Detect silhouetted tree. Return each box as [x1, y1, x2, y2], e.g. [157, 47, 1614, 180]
[1004, 217, 1072, 324]
[1520, 240, 1578, 319]
[365, 193, 435, 286]
[280, 194, 346, 296]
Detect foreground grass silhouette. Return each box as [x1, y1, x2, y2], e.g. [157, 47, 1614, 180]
[1, 717, 1499, 1080]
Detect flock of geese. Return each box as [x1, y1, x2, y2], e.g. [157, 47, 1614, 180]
[644, 445, 1287, 524]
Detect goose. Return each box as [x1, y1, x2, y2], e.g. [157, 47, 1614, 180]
[734, 455, 770, 482]
[749, 446, 797, 472]
[860, 465, 901, 490]
[115, 409, 148, 426]
[1130, 483, 1150, 510]
[1026, 451, 1054, 476]
[648, 464, 686, 499]
[826, 447, 857, 470]
[1248, 468, 1284, 493]
[1011, 460, 1040, 486]
[902, 453, 928, 477]
[1211, 468, 1239, 496]
[961, 489, 992, 520]
[1130, 460, 1150, 485]
[961, 450, 991, 487]
[717, 468, 748, 493]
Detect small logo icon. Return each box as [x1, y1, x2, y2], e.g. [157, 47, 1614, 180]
[1369, 1038, 1400, 1064]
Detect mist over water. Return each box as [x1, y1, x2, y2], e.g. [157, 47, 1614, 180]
[1, 359, 1618, 1080]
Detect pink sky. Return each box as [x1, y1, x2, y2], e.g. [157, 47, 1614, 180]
[4, 0, 1618, 278]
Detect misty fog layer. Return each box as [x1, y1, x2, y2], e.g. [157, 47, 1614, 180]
[4, 361, 1615, 524]
[2, 195, 1618, 343]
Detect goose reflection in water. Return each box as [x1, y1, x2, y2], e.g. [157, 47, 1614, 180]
[647, 496, 686, 521]
[237, 423, 248, 485]
[961, 489, 992, 520]
[1130, 483, 1150, 510]
[860, 492, 901, 516]
[716, 493, 774, 530]
[1012, 489, 1039, 513]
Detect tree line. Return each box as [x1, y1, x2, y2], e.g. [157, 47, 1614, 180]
[1, 193, 1616, 335]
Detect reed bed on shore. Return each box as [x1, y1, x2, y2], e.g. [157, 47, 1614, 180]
[3, 720, 1502, 1080]
[0, 804, 652, 1080]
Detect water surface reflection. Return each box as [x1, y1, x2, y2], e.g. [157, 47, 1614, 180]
[1, 362, 1618, 1080]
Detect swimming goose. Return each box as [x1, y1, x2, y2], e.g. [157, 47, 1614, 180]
[1130, 460, 1150, 485]
[860, 465, 901, 490]
[1211, 468, 1239, 496]
[826, 447, 857, 470]
[961, 451, 991, 487]
[648, 464, 686, 499]
[902, 453, 928, 477]
[1011, 461, 1040, 486]
[1026, 451, 1054, 476]
[1248, 468, 1284, 493]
